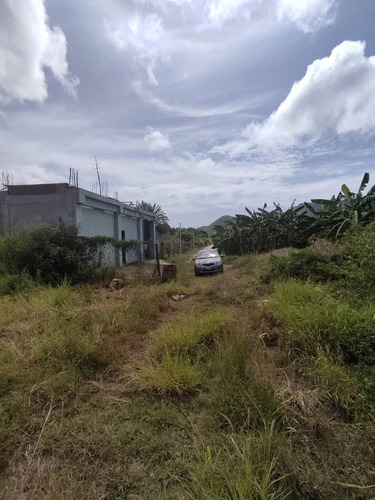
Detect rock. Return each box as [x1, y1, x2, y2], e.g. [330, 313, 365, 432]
[172, 294, 186, 301]
[109, 278, 125, 291]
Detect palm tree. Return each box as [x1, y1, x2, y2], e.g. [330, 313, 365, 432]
[137, 201, 170, 235]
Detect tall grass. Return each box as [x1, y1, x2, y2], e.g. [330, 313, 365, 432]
[135, 351, 204, 394]
[0, 279, 175, 473]
[190, 421, 287, 500]
[267, 280, 375, 364]
[206, 333, 281, 432]
[150, 308, 232, 356]
[133, 309, 233, 394]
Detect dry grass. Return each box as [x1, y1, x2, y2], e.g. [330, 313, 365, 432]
[1, 250, 375, 498]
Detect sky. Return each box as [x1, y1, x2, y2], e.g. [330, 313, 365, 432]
[1, 0, 375, 227]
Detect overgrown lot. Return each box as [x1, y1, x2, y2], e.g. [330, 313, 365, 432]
[1, 232, 375, 498]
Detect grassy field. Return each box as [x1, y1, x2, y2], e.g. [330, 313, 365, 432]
[0, 251, 375, 498]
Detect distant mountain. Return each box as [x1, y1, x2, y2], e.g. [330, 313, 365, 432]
[198, 215, 234, 235]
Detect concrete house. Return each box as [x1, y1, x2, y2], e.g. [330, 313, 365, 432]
[0, 183, 157, 265]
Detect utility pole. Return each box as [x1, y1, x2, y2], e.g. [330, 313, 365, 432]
[192, 227, 195, 249]
[94, 155, 102, 196]
[179, 223, 182, 254]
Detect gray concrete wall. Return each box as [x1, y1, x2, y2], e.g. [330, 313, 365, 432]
[0, 184, 78, 233]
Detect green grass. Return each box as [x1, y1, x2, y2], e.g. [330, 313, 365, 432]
[132, 308, 233, 394]
[190, 421, 287, 500]
[150, 308, 233, 355]
[267, 279, 375, 363]
[134, 351, 204, 394]
[206, 333, 281, 432]
[2, 249, 375, 498]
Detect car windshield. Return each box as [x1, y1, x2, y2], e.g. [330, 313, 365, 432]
[197, 250, 219, 259]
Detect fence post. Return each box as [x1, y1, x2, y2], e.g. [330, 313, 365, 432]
[155, 243, 161, 281]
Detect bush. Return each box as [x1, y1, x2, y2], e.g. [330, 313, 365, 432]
[266, 223, 375, 302]
[331, 222, 375, 300]
[0, 225, 117, 285]
[265, 246, 337, 284]
[267, 280, 375, 364]
[0, 272, 33, 296]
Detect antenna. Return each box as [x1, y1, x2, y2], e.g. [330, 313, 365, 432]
[102, 182, 109, 198]
[1, 171, 12, 190]
[94, 155, 102, 196]
[68, 168, 79, 187]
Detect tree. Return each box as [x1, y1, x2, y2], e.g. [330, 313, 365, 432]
[136, 201, 171, 235]
[305, 173, 375, 239]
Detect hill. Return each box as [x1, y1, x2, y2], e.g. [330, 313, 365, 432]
[198, 215, 234, 235]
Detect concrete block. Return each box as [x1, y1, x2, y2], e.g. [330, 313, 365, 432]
[161, 264, 177, 282]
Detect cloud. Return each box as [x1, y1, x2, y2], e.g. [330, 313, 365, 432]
[0, 0, 79, 102]
[105, 12, 168, 86]
[222, 40, 375, 153]
[277, 0, 337, 33]
[144, 128, 171, 150]
[132, 81, 263, 117]
[205, 0, 257, 26]
[105, 0, 338, 95]
[204, 0, 337, 31]
[134, 0, 192, 8]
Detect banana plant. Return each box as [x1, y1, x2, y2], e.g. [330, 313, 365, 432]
[306, 173, 375, 239]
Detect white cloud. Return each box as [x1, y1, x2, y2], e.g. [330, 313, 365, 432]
[144, 128, 171, 150]
[0, 0, 79, 102]
[105, 0, 338, 94]
[235, 40, 375, 150]
[106, 12, 168, 86]
[277, 0, 337, 33]
[132, 81, 257, 117]
[205, 0, 258, 26]
[204, 0, 336, 31]
[134, 0, 192, 7]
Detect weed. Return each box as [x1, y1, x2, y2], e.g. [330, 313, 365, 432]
[267, 280, 375, 364]
[206, 333, 281, 432]
[133, 309, 233, 395]
[190, 421, 287, 500]
[0, 272, 34, 296]
[312, 352, 365, 417]
[150, 308, 233, 356]
[134, 351, 203, 394]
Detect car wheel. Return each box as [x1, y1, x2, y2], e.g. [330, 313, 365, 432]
[194, 270, 200, 276]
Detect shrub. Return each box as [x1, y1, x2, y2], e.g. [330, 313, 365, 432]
[265, 248, 336, 284]
[331, 222, 375, 300]
[267, 280, 375, 365]
[0, 272, 33, 296]
[0, 224, 117, 285]
[266, 223, 375, 303]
